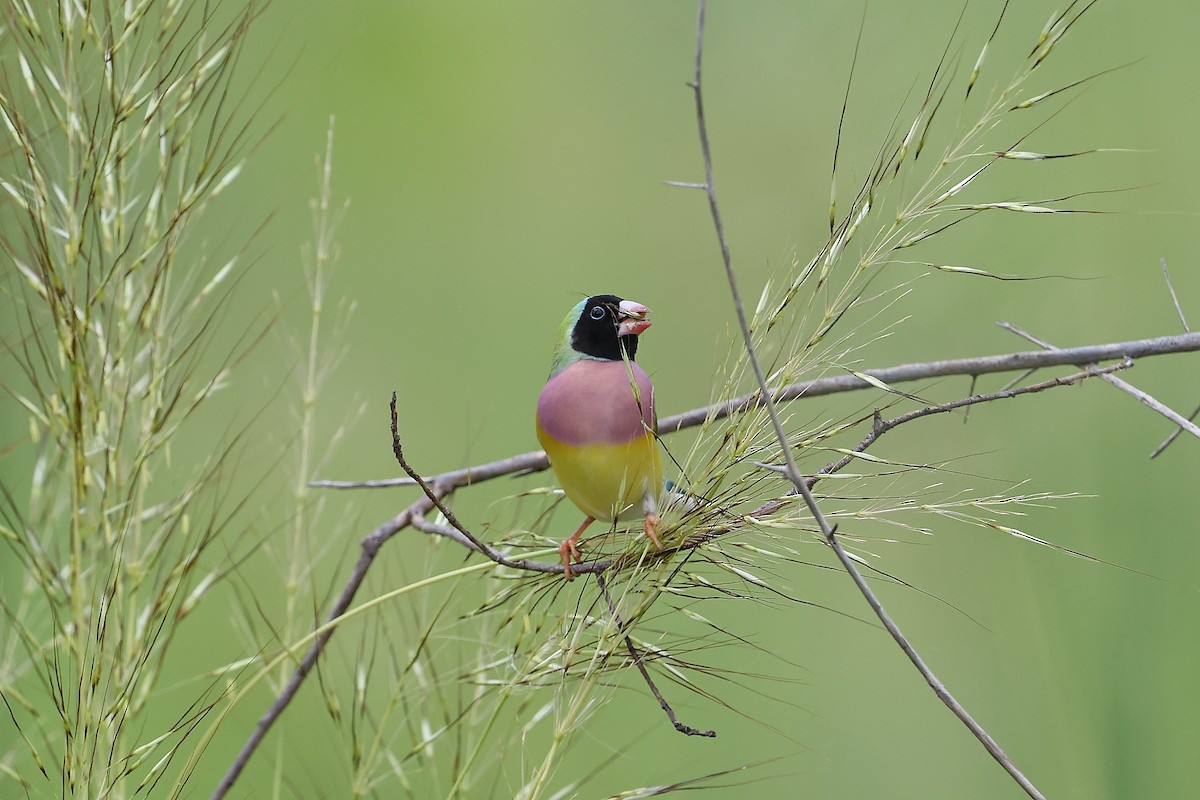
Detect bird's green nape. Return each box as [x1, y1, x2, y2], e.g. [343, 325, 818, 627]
[548, 295, 648, 379]
[547, 299, 587, 379]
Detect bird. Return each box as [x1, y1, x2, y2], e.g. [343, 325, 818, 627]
[535, 294, 663, 579]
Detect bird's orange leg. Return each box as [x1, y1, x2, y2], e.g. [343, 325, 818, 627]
[559, 516, 594, 580]
[642, 490, 663, 551]
[643, 514, 662, 550]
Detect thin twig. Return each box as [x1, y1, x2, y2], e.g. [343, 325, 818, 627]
[813, 361, 1130, 481]
[684, 3, 1046, 798]
[658, 332, 1200, 433]
[1160, 257, 1190, 332]
[1150, 401, 1200, 459]
[1150, 257, 1196, 458]
[388, 393, 585, 576]
[999, 322, 1200, 444]
[595, 572, 717, 738]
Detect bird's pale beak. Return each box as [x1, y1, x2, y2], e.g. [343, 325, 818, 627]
[616, 300, 652, 336]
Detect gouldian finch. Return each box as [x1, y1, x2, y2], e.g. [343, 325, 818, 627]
[536, 295, 663, 579]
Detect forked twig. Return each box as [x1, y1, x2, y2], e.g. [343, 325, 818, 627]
[595, 572, 717, 738]
[1151, 401, 1200, 459]
[679, 2, 1045, 798]
[813, 361, 1132, 480]
[1150, 257, 1198, 458]
[999, 322, 1200, 443]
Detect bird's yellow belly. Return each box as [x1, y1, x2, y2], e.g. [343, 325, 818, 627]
[538, 426, 662, 522]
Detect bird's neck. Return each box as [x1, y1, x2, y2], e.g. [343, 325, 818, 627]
[549, 337, 638, 380]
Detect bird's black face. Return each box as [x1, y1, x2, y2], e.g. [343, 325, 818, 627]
[571, 294, 646, 362]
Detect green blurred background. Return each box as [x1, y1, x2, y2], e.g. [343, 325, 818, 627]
[7, 1, 1200, 797]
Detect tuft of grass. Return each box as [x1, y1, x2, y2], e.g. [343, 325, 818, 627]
[0, 2, 270, 797]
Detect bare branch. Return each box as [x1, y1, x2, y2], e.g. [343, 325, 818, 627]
[1160, 258, 1190, 332]
[658, 332, 1200, 434]
[309, 331, 1200, 490]
[692, 360, 1131, 551]
[999, 322, 1200, 445]
[1150, 401, 1200, 459]
[389, 393, 584, 577]
[810, 361, 1130, 483]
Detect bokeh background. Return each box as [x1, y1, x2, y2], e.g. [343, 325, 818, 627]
[5, 1, 1200, 797]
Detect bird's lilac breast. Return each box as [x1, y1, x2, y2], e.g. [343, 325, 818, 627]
[536, 360, 656, 447]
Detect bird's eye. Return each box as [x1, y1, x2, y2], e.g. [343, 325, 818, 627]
[589, 305, 607, 320]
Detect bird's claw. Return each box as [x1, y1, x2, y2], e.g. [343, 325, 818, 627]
[643, 514, 663, 550]
[559, 537, 581, 580]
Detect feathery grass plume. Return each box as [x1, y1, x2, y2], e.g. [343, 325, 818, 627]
[0, 1, 268, 797]
[181, 117, 371, 794]
[663, 4, 1116, 558]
